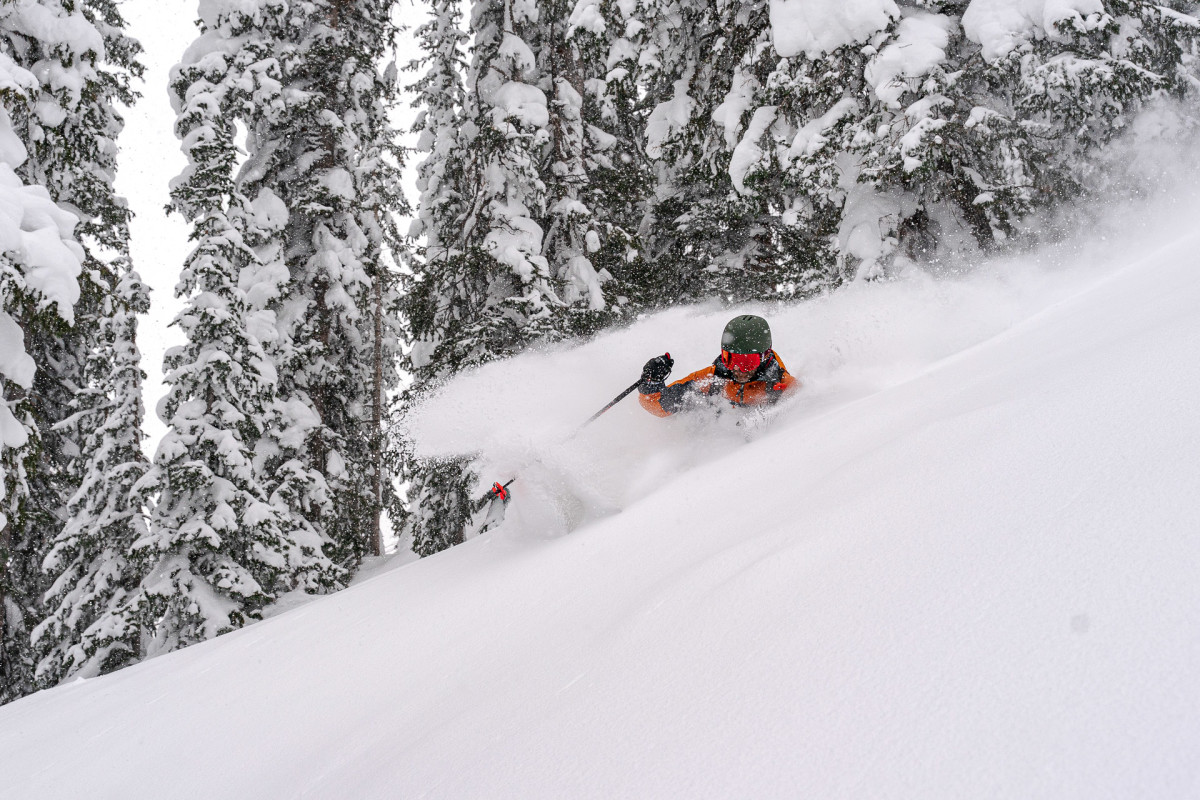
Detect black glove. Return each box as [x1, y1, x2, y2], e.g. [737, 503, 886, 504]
[640, 353, 673, 392]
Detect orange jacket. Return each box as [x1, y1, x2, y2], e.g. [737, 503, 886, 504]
[638, 351, 799, 417]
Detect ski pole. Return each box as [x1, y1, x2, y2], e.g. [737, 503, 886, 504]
[571, 352, 668, 435]
[578, 380, 640, 426]
[484, 354, 666, 505]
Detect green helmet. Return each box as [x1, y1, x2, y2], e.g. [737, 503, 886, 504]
[721, 314, 772, 354]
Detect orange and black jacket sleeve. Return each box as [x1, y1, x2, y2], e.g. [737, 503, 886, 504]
[638, 366, 716, 417]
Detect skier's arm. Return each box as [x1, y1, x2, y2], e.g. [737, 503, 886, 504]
[639, 365, 718, 417]
[637, 354, 675, 417]
[639, 382, 685, 417]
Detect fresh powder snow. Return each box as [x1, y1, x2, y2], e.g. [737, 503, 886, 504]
[2, 171, 1199, 797]
[864, 12, 955, 109]
[962, 0, 1108, 61]
[769, 0, 899, 59]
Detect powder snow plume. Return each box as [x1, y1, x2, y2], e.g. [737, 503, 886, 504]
[401, 123, 1200, 542]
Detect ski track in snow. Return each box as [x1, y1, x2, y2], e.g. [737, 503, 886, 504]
[3, 187, 1200, 798]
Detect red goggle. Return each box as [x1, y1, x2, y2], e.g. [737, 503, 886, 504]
[721, 349, 765, 372]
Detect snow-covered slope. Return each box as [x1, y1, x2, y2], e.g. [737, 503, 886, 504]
[3, 192, 1200, 799]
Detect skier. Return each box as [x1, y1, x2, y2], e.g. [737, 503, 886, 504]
[637, 315, 799, 417]
[478, 315, 797, 527]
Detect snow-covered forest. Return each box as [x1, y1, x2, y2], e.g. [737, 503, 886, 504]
[2, 0, 1199, 722]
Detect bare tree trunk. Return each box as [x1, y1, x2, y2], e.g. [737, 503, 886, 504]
[371, 262, 384, 558]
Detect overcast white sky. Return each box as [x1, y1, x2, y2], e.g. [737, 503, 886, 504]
[115, 0, 425, 451]
[114, 0, 192, 449]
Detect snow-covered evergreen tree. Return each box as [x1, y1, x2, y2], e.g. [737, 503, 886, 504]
[406, 0, 643, 372]
[0, 0, 138, 703]
[399, 0, 475, 555]
[33, 269, 150, 682]
[237, 0, 407, 569]
[112, 18, 349, 656]
[126, 3, 405, 658]
[636, 0, 811, 302]
[535, 0, 628, 330]
[0, 136, 82, 701]
[463, 0, 563, 344]
[949, 0, 1200, 239]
